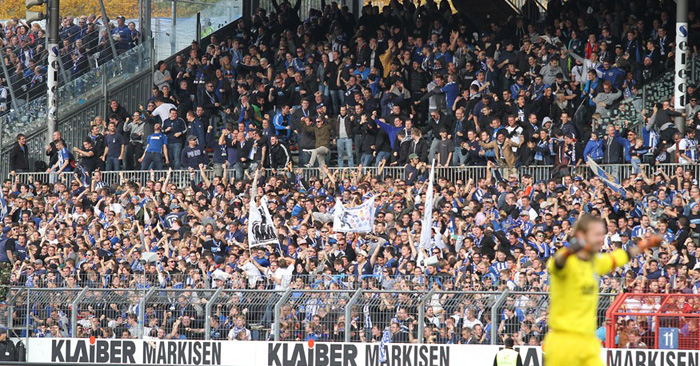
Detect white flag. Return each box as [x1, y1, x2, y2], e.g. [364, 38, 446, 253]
[0, 187, 7, 220]
[419, 162, 435, 264]
[248, 195, 279, 248]
[333, 196, 375, 233]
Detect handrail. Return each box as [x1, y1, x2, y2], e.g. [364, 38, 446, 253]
[3, 162, 698, 188]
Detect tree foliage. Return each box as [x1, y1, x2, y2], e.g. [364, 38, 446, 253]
[0, 0, 176, 21]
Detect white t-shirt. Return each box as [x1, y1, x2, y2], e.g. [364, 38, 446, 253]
[463, 317, 483, 330]
[241, 261, 262, 288]
[152, 103, 177, 123]
[269, 265, 294, 291]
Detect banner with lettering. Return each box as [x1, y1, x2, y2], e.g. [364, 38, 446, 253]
[23, 338, 700, 366]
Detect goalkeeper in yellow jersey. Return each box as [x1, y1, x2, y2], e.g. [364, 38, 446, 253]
[543, 214, 661, 366]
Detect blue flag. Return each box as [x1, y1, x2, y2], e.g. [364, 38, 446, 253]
[379, 328, 391, 363]
[587, 160, 626, 198]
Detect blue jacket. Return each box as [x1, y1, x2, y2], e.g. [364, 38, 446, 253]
[597, 66, 626, 88]
[613, 131, 632, 162]
[273, 111, 292, 138]
[583, 140, 603, 162]
[374, 119, 403, 149]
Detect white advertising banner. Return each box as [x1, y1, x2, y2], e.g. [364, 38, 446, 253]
[675, 21, 689, 108]
[24, 338, 700, 366]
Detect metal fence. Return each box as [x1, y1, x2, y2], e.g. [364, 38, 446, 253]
[3, 287, 620, 347]
[606, 293, 700, 349]
[5, 162, 699, 188]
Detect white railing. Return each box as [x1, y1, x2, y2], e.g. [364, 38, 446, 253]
[7, 163, 694, 187]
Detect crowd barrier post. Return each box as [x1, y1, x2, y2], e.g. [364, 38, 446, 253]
[417, 288, 436, 344]
[490, 290, 510, 345]
[273, 289, 292, 342]
[139, 287, 156, 339]
[204, 287, 224, 340]
[70, 288, 89, 338]
[344, 288, 363, 343]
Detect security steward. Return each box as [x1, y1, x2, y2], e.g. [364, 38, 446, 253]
[0, 326, 18, 361]
[493, 338, 523, 366]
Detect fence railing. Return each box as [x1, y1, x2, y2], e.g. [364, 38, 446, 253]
[5, 162, 698, 188]
[3, 287, 617, 346]
[606, 293, 700, 350]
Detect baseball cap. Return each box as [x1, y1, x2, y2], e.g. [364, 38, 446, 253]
[188, 135, 198, 141]
[409, 153, 419, 160]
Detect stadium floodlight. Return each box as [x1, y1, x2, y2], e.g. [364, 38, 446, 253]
[25, 0, 47, 22]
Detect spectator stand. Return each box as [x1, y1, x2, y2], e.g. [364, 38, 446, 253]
[0, 42, 152, 169]
[275, 289, 356, 342]
[641, 56, 700, 113]
[415, 290, 508, 344]
[0, 14, 247, 177]
[605, 293, 700, 350]
[256, 0, 325, 23]
[0, 15, 132, 142]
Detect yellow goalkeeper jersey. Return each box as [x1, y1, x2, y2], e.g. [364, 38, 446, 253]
[546, 249, 629, 335]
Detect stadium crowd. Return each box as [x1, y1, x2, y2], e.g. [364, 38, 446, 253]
[0, 13, 140, 112]
[2, 0, 700, 350]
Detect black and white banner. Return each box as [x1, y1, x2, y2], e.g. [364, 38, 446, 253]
[247, 195, 279, 248]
